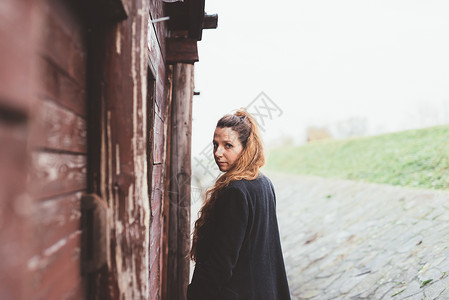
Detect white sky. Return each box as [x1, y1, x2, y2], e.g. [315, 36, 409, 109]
[191, 0, 449, 155]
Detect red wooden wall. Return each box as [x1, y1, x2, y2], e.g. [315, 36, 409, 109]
[0, 0, 204, 298]
[85, 0, 171, 299]
[29, 0, 87, 298]
[0, 0, 38, 298]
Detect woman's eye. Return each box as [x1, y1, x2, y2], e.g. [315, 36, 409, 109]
[225, 143, 233, 149]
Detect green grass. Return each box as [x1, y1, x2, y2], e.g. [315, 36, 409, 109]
[265, 125, 449, 190]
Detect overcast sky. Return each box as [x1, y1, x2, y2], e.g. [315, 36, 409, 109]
[191, 0, 449, 155]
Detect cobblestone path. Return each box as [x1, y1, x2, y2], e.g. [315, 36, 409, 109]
[268, 171, 449, 300]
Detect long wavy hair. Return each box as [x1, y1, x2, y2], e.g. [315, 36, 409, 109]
[190, 109, 265, 261]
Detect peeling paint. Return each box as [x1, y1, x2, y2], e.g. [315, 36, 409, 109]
[115, 24, 121, 54]
[139, 7, 151, 299]
[100, 95, 107, 211]
[130, 16, 138, 292]
[107, 110, 113, 204]
[105, 109, 112, 269]
[128, 183, 134, 223]
[114, 18, 140, 299]
[131, 20, 138, 162]
[99, 6, 162, 299]
[115, 143, 120, 175]
[26, 231, 81, 271]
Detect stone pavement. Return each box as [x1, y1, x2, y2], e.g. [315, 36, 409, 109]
[267, 171, 449, 300]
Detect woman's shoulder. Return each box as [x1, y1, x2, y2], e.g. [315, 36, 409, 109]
[226, 172, 273, 192]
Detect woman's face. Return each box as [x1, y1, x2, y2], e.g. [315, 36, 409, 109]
[213, 127, 244, 172]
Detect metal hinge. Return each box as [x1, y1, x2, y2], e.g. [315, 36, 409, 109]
[81, 193, 109, 274]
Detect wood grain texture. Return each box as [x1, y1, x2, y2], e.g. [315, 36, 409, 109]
[37, 57, 87, 117]
[86, 0, 167, 298]
[161, 65, 174, 300]
[149, 0, 166, 58]
[0, 1, 40, 299]
[29, 231, 83, 300]
[167, 63, 194, 300]
[151, 164, 163, 209]
[32, 192, 83, 253]
[39, 0, 86, 88]
[31, 151, 87, 200]
[150, 164, 163, 300]
[0, 121, 33, 300]
[0, 0, 186, 298]
[0, 0, 36, 113]
[150, 204, 162, 271]
[148, 14, 165, 78]
[28, 2, 88, 297]
[155, 72, 167, 119]
[153, 112, 164, 164]
[166, 38, 199, 64]
[31, 99, 87, 153]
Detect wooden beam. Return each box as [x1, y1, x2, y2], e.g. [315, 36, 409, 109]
[167, 63, 194, 300]
[83, 0, 128, 23]
[161, 65, 173, 300]
[164, 0, 206, 40]
[166, 38, 199, 64]
[202, 14, 218, 29]
[188, 0, 205, 40]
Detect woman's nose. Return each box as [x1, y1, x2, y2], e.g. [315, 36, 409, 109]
[215, 147, 223, 157]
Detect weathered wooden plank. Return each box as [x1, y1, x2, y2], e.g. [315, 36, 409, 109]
[0, 0, 36, 114]
[149, 256, 161, 300]
[29, 231, 83, 299]
[150, 206, 162, 267]
[0, 2, 47, 299]
[149, 206, 162, 300]
[31, 99, 87, 153]
[147, 7, 167, 120]
[166, 38, 199, 64]
[37, 57, 87, 117]
[148, 13, 165, 78]
[151, 164, 163, 207]
[0, 122, 29, 207]
[0, 121, 32, 300]
[87, 1, 158, 298]
[149, 0, 166, 59]
[153, 113, 164, 164]
[80, 193, 110, 274]
[188, 0, 205, 41]
[38, 274, 83, 300]
[31, 151, 87, 200]
[165, 0, 205, 40]
[168, 63, 194, 300]
[160, 64, 173, 300]
[155, 71, 166, 118]
[90, 0, 128, 22]
[39, 0, 86, 88]
[32, 191, 82, 252]
[202, 14, 218, 29]
[60, 279, 85, 300]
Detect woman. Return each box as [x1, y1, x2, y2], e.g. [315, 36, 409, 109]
[187, 110, 291, 300]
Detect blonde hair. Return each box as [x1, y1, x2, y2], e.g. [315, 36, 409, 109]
[190, 109, 265, 261]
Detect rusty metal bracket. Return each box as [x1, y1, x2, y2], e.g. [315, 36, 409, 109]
[81, 193, 109, 274]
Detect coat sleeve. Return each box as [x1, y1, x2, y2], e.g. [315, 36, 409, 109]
[187, 186, 249, 300]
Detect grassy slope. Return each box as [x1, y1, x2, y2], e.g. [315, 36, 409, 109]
[266, 125, 449, 190]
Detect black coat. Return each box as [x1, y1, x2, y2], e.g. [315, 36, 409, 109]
[187, 173, 291, 300]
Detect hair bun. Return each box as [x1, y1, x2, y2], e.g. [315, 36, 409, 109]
[234, 109, 249, 118]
